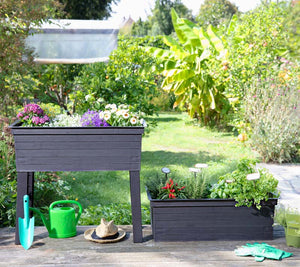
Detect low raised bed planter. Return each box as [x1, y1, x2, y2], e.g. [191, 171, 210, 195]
[147, 191, 277, 242]
[10, 121, 144, 243]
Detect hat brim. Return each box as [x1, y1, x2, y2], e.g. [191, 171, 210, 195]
[84, 228, 126, 243]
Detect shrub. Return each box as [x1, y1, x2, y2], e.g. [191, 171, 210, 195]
[244, 72, 300, 163]
[71, 36, 160, 116]
[0, 117, 17, 227]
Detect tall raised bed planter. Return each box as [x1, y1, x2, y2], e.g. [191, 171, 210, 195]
[10, 121, 144, 243]
[147, 191, 277, 242]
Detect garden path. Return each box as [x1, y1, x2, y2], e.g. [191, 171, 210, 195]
[257, 163, 300, 211]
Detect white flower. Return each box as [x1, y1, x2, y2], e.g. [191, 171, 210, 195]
[103, 111, 111, 121]
[116, 109, 123, 116]
[123, 112, 129, 119]
[105, 104, 111, 109]
[110, 103, 117, 110]
[99, 111, 104, 119]
[130, 117, 137, 125]
[140, 118, 147, 127]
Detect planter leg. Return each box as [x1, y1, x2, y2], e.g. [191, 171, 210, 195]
[129, 171, 143, 243]
[15, 172, 34, 245]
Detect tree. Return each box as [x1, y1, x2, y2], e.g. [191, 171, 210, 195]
[59, 0, 119, 19]
[196, 0, 238, 28]
[131, 0, 193, 36]
[0, 0, 63, 116]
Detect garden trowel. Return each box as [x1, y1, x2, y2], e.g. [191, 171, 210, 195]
[18, 195, 34, 250]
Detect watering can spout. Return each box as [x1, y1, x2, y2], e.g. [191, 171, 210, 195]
[29, 207, 51, 232]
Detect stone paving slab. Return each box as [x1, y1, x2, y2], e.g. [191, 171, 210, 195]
[0, 226, 299, 267]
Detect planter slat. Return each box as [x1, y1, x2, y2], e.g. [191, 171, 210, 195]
[14, 134, 141, 142]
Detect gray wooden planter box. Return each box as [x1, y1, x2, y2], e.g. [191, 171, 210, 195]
[10, 121, 144, 243]
[147, 191, 277, 242]
[10, 122, 144, 172]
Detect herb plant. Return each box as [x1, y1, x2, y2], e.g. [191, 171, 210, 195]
[210, 159, 279, 209]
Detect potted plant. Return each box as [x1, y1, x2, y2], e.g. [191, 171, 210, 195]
[275, 206, 300, 248]
[146, 159, 279, 242]
[10, 103, 146, 244]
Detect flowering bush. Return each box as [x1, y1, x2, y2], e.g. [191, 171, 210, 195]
[158, 178, 186, 199]
[17, 103, 49, 126]
[81, 110, 109, 127]
[99, 104, 147, 127]
[244, 73, 300, 163]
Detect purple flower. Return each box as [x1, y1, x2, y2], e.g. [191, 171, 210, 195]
[81, 110, 109, 127]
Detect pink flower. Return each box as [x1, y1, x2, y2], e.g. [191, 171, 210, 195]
[32, 116, 40, 125]
[17, 112, 24, 118]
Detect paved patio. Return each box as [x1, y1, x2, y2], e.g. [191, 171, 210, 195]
[0, 163, 299, 266]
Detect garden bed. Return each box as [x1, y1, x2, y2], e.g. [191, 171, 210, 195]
[147, 191, 277, 242]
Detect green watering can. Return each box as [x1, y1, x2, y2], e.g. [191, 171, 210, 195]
[30, 200, 82, 238]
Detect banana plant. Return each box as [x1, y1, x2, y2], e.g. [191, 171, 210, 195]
[146, 9, 230, 125]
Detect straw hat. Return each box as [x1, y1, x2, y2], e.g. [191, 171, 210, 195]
[84, 218, 126, 243]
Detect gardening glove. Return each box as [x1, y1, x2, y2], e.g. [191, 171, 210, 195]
[235, 242, 293, 262]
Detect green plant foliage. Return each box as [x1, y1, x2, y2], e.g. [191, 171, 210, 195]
[34, 64, 83, 114]
[0, 0, 63, 116]
[131, 0, 193, 36]
[225, 2, 291, 100]
[285, 1, 300, 60]
[79, 203, 151, 225]
[147, 9, 230, 125]
[210, 159, 279, 209]
[0, 117, 17, 227]
[60, 0, 119, 20]
[196, 0, 239, 29]
[71, 36, 160, 116]
[184, 171, 211, 199]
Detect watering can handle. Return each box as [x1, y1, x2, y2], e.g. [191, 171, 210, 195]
[50, 200, 83, 225]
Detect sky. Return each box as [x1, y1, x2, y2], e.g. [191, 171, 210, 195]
[109, 0, 262, 23]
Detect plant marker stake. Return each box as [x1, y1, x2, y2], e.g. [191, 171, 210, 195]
[161, 167, 170, 180]
[246, 172, 260, 189]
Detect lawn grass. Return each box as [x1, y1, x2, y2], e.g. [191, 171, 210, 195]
[62, 112, 259, 223]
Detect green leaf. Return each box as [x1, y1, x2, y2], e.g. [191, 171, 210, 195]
[207, 25, 224, 53]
